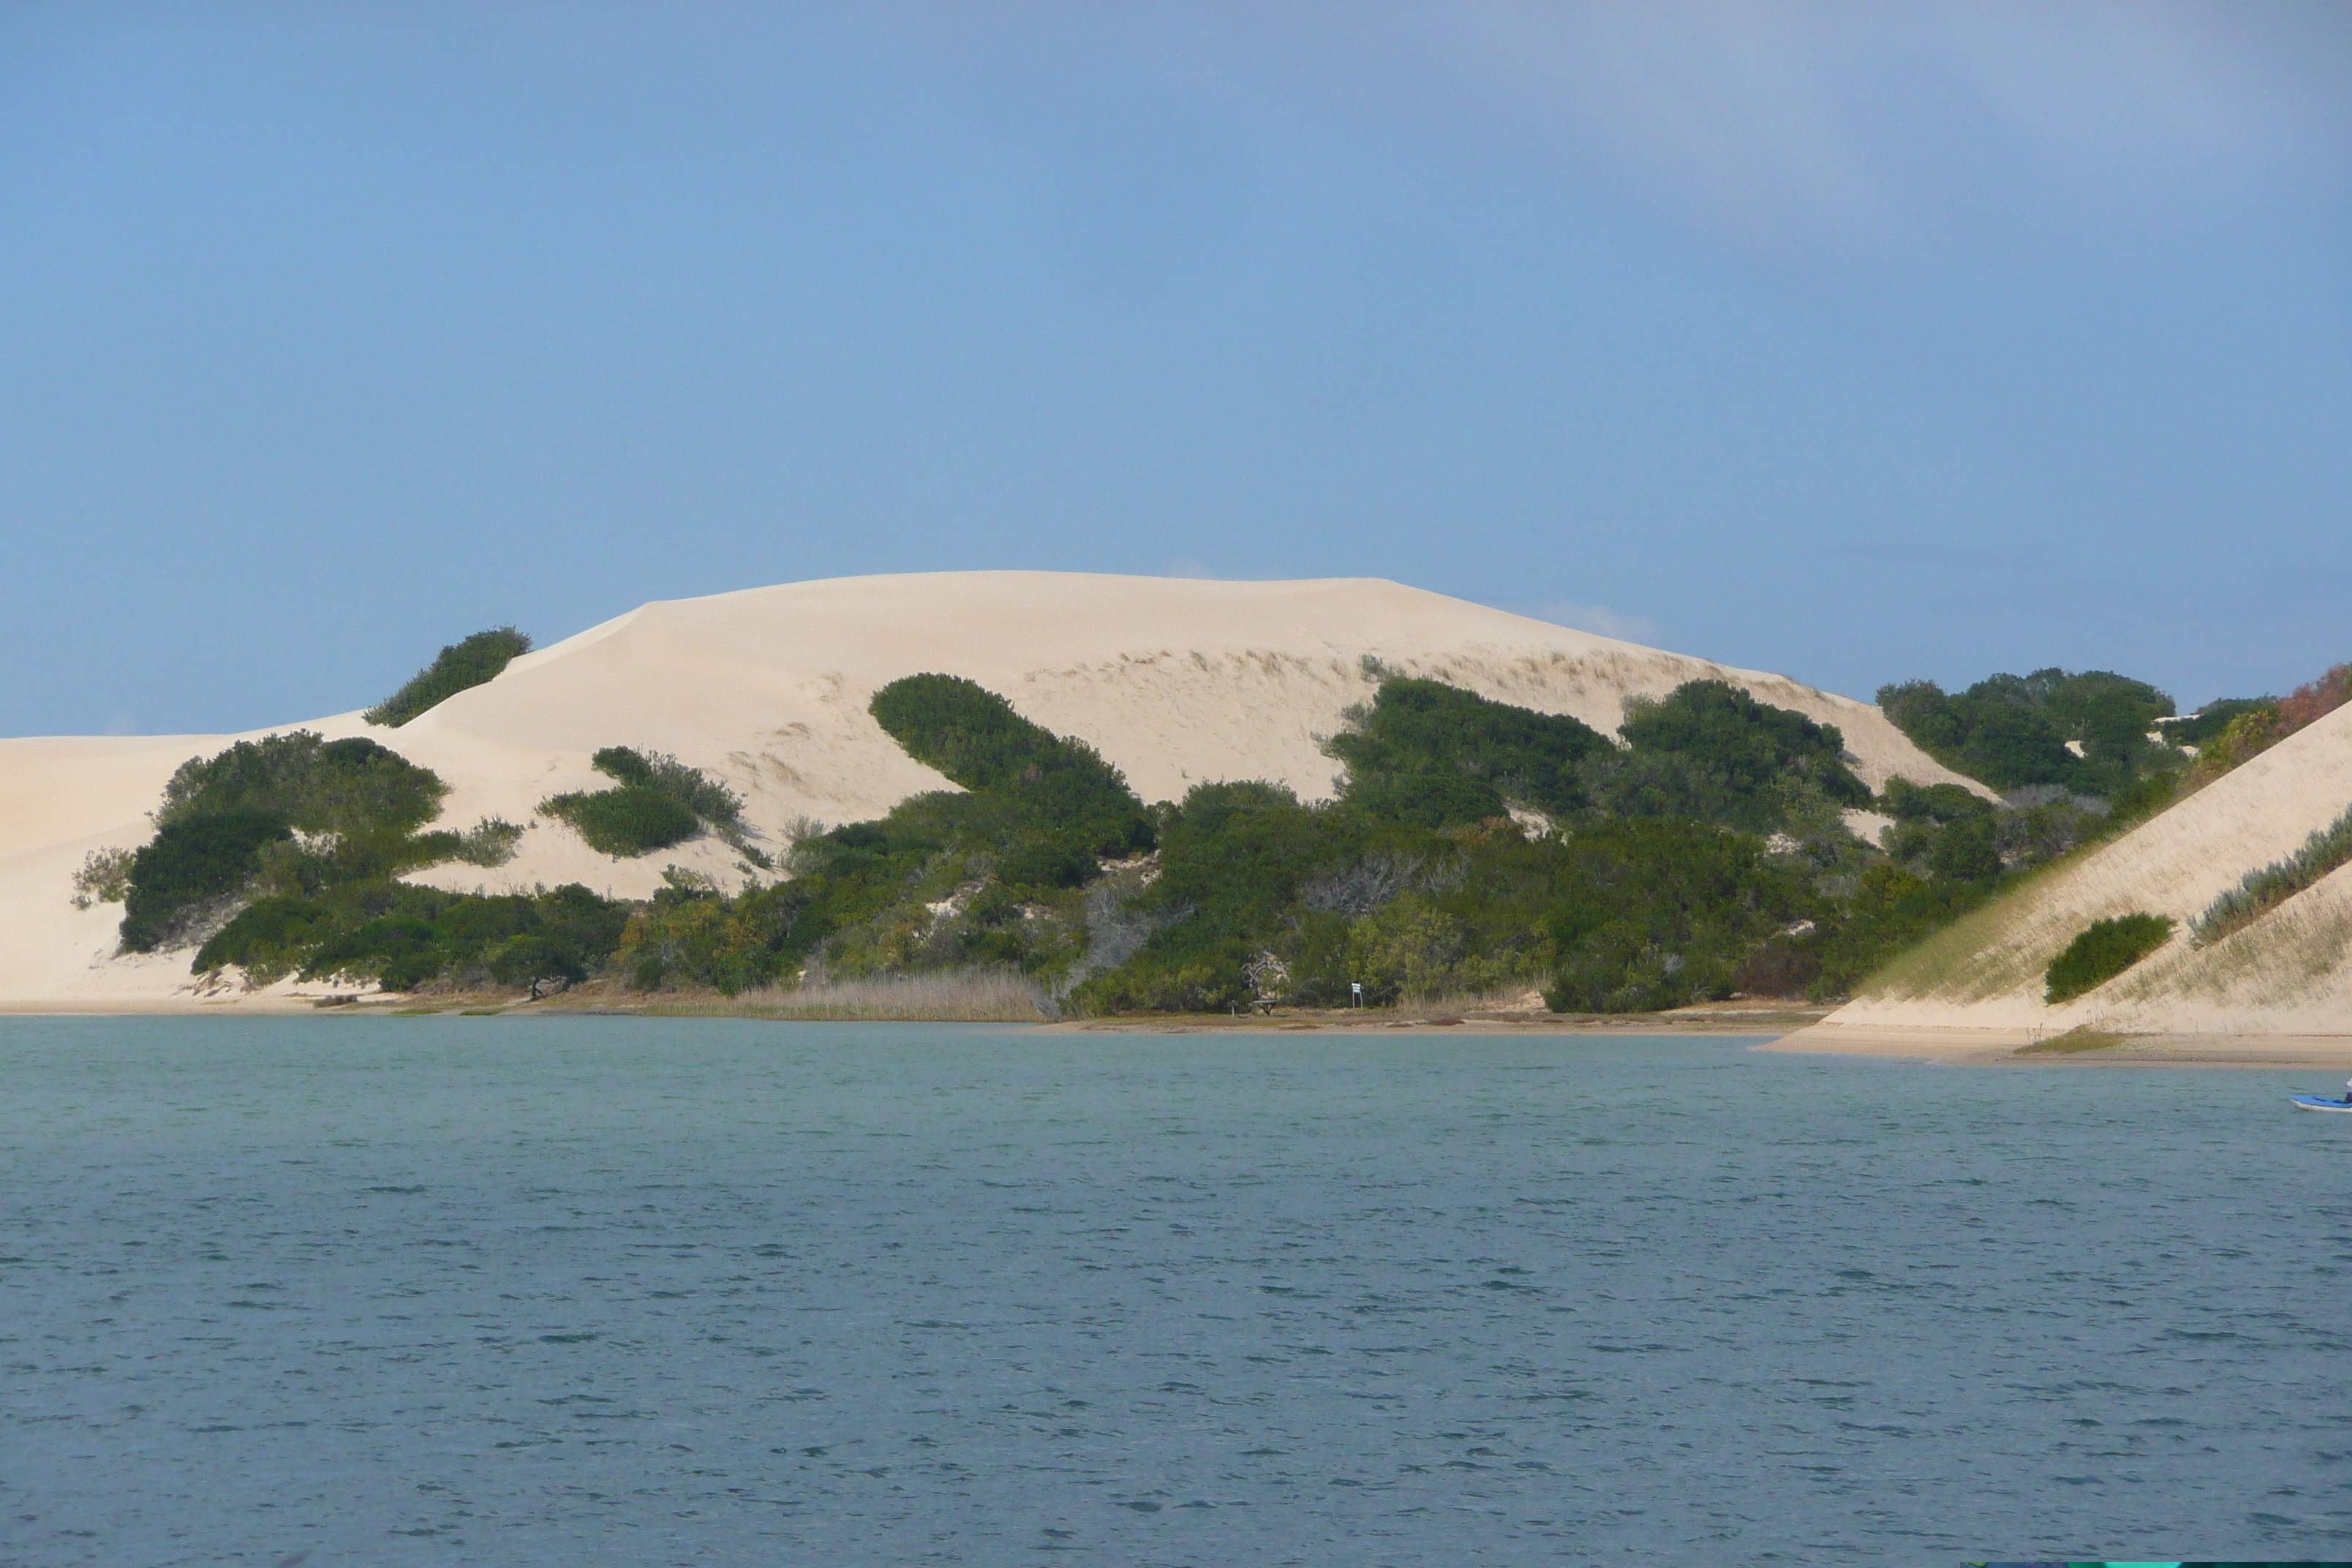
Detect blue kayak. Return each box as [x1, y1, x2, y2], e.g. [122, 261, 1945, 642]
[2291, 1094, 2352, 1112]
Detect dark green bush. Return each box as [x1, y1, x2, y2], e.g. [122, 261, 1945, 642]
[869, 674, 1152, 856]
[200, 881, 630, 993]
[1879, 668, 2179, 799]
[1339, 772, 1507, 829]
[1541, 819, 1811, 1011]
[365, 626, 532, 727]
[1325, 677, 1607, 820]
[1600, 680, 1868, 832]
[486, 934, 589, 998]
[2044, 913, 2174, 1003]
[2166, 696, 2272, 748]
[542, 785, 700, 856]
[157, 731, 447, 837]
[119, 811, 295, 953]
[591, 745, 655, 786]
[121, 731, 486, 957]
[540, 747, 746, 857]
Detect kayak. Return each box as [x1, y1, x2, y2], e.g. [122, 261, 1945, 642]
[2290, 1095, 2352, 1112]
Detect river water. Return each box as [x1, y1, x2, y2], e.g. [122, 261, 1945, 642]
[2, 1018, 2346, 1566]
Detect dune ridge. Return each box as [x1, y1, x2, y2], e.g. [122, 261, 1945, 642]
[0, 571, 1975, 1010]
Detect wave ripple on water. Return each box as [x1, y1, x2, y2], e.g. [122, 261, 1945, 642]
[2, 1017, 2348, 1566]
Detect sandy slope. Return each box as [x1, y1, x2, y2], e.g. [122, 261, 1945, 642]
[1782, 701, 2352, 1056]
[0, 571, 1976, 1009]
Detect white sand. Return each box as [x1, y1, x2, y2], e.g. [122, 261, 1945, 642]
[1786, 700, 2352, 1057]
[0, 571, 1978, 1010]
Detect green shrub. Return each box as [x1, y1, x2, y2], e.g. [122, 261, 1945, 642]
[365, 626, 532, 727]
[2045, 913, 2174, 1003]
[1338, 771, 1506, 829]
[540, 747, 748, 858]
[869, 674, 1152, 856]
[1878, 667, 2179, 799]
[486, 934, 589, 998]
[542, 785, 700, 856]
[1325, 677, 1607, 820]
[2166, 696, 2273, 748]
[1541, 818, 1811, 1011]
[118, 731, 492, 957]
[2191, 806, 2352, 947]
[1602, 680, 1869, 832]
[200, 881, 630, 993]
[157, 731, 447, 837]
[70, 846, 136, 909]
[119, 811, 295, 952]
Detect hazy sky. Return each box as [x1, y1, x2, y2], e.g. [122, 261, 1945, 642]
[4, 3, 2346, 735]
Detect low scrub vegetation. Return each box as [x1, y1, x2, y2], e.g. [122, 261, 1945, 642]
[2191, 804, 2352, 948]
[2176, 664, 2350, 791]
[365, 626, 532, 727]
[655, 968, 1055, 1022]
[540, 746, 748, 857]
[2045, 913, 2174, 1004]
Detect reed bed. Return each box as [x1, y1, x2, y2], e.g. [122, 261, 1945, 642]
[652, 968, 1058, 1022]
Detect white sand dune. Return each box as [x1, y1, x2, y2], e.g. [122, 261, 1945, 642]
[0, 571, 1977, 1010]
[1784, 700, 2352, 1056]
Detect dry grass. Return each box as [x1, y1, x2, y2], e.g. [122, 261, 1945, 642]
[1861, 851, 2093, 1003]
[648, 968, 1058, 1022]
[2014, 1025, 2133, 1055]
[1410, 984, 1550, 1017]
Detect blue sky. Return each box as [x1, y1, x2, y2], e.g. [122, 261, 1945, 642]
[3, 3, 2346, 735]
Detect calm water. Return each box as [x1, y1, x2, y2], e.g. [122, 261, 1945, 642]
[2, 1019, 2348, 1567]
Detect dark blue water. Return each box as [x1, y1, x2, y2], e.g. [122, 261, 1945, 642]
[2, 1019, 2348, 1566]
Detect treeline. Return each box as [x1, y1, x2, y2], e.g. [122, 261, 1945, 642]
[124, 647, 2332, 1014]
[1882, 660, 2350, 821]
[616, 674, 1988, 1012]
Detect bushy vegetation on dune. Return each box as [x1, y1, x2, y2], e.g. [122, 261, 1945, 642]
[1879, 668, 2177, 801]
[197, 881, 629, 993]
[1598, 680, 1869, 833]
[2192, 804, 2352, 949]
[120, 810, 296, 954]
[120, 733, 459, 952]
[1325, 677, 1610, 824]
[159, 731, 448, 837]
[614, 682, 1159, 995]
[141, 657, 2265, 1012]
[365, 627, 532, 728]
[2045, 913, 2174, 1004]
[539, 746, 750, 858]
[618, 669, 2150, 1013]
[869, 674, 1154, 856]
[2172, 664, 2350, 790]
[115, 729, 526, 965]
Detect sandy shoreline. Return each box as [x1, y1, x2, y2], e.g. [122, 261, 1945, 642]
[9, 992, 2346, 1071]
[1771, 1020, 2352, 1069]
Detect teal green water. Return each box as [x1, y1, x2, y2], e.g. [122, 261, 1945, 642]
[3, 1019, 2348, 1565]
